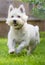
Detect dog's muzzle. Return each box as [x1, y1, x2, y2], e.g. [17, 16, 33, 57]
[13, 20, 23, 30]
[13, 20, 17, 26]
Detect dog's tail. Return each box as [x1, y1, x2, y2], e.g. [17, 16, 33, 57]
[35, 25, 39, 32]
[35, 25, 40, 43]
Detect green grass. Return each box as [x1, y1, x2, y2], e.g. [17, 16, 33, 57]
[0, 32, 45, 65]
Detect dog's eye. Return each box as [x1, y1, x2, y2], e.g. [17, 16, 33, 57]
[17, 15, 20, 18]
[11, 16, 14, 18]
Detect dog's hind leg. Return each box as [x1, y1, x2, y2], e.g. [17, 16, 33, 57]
[27, 43, 37, 55]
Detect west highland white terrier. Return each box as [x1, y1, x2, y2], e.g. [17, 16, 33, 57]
[6, 4, 40, 54]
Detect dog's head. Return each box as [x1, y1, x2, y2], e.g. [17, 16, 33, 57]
[6, 4, 28, 29]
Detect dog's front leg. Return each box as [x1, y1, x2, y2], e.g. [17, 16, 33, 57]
[7, 38, 15, 54]
[15, 41, 28, 54]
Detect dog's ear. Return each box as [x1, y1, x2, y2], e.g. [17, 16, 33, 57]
[19, 4, 25, 13]
[8, 4, 14, 13]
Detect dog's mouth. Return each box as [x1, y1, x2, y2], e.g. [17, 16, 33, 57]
[14, 23, 18, 26]
[13, 20, 18, 26]
[14, 24, 23, 30]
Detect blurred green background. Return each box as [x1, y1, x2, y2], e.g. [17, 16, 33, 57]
[19, 0, 45, 19]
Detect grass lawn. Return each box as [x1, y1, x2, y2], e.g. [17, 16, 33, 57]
[0, 32, 45, 65]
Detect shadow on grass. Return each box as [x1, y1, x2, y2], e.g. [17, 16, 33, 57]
[8, 51, 27, 58]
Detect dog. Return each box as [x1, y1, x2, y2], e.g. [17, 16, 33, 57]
[6, 4, 40, 54]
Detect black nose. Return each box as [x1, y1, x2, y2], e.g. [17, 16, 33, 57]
[13, 20, 16, 24]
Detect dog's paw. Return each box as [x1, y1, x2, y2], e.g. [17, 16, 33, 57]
[15, 49, 20, 54]
[9, 51, 15, 54]
[9, 49, 15, 54]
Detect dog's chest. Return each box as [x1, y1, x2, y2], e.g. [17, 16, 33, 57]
[14, 30, 26, 42]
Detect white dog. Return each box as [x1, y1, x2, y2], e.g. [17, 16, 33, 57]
[6, 4, 40, 54]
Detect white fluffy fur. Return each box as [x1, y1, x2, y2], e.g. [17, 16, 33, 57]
[6, 4, 40, 54]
